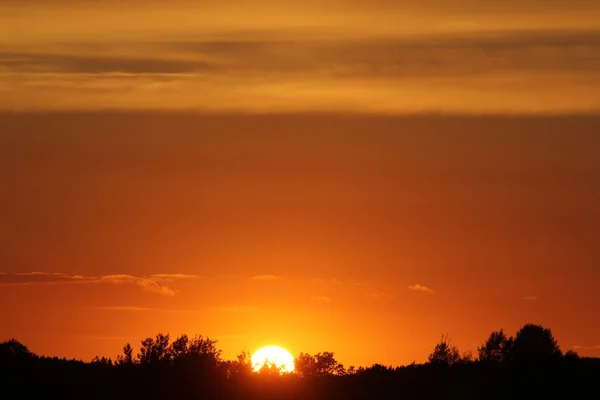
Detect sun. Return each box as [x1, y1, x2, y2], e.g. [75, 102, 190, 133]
[251, 346, 295, 373]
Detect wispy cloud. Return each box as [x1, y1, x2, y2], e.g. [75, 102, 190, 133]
[0, 272, 92, 285]
[81, 335, 132, 341]
[0, 271, 195, 296]
[0, 52, 217, 74]
[365, 292, 392, 299]
[311, 296, 331, 303]
[149, 273, 198, 281]
[2, 30, 600, 113]
[215, 304, 263, 312]
[100, 275, 176, 296]
[97, 306, 153, 312]
[251, 275, 281, 281]
[523, 295, 539, 301]
[573, 345, 600, 350]
[408, 284, 434, 295]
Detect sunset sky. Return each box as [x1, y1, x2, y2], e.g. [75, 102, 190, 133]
[1, 1, 600, 367]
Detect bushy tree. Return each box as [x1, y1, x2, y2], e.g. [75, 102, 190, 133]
[565, 349, 580, 360]
[510, 324, 562, 362]
[186, 335, 222, 365]
[169, 334, 189, 361]
[428, 334, 460, 366]
[478, 329, 512, 362]
[295, 351, 345, 377]
[0, 339, 34, 359]
[225, 351, 253, 378]
[137, 333, 171, 364]
[459, 350, 474, 364]
[257, 360, 284, 376]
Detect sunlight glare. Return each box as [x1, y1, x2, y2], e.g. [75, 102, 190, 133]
[251, 346, 295, 373]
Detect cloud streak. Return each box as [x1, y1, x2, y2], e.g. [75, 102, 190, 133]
[311, 296, 332, 303]
[97, 306, 153, 311]
[572, 345, 600, 350]
[0, 52, 216, 74]
[0, 271, 197, 296]
[408, 284, 434, 295]
[251, 275, 281, 281]
[1, 29, 600, 113]
[365, 292, 392, 299]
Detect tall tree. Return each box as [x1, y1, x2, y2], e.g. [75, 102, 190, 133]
[116, 343, 134, 366]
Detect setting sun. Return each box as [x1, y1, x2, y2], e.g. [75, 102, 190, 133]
[251, 346, 295, 373]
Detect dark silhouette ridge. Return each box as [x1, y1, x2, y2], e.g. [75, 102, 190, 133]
[1, 324, 599, 399]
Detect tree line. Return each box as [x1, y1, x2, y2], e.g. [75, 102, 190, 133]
[77, 323, 579, 374]
[1, 323, 598, 399]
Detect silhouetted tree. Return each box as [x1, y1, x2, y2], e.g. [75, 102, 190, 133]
[186, 335, 221, 363]
[428, 334, 460, 366]
[565, 349, 580, 360]
[116, 343, 134, 366]
[0, 339, 34, 359]
[510, 324, 562, 362]
[478, 329, 512, 362]
[295, 352, 316, 377]
[459, 350, 474, 364]
[91, 356, 113, 366]
[169, 334, 189, 361]
[137, 333, 171, 364]
[258, 360, 284, 376]
[225, 351, 253, 378]
[3, 328, 599, 400]
[295, 351, 345, 377]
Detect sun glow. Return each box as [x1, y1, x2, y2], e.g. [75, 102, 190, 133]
[251, 346, 295, 373]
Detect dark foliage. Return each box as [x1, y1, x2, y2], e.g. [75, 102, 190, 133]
[510, 324, 562, 362]
[1, 324, 598, 400]
[478, 329, 511, 362]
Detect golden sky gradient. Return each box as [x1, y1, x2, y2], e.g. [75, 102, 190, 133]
[1, 0, 600, 113]
[1, 1, 600, 366]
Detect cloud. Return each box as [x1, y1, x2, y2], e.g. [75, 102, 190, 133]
[523, 295, 539, 301]
[0, 52, 216, 74]
[81, 335, 131, 341]
[251, 275, 281, 281]
[100, 275, 176, 296]
[311, 296, 331, 303]
[408, 284, 434, 295]
[149, 273, 198, 281]
[0, 271, 180, 296]
[98, 306, 153, 311]
[572, 345, 600, 350]
[216, 304, 262, 312]
[365, 292, 392, 299]
[0, 272, 93, 285]
[1, 30, 600, 113]
[215, 334, 246, 340]
[166, 30, 600, 78]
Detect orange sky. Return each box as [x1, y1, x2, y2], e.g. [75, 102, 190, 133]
[2, 113, 600, 366]
[1, 1, 600, 366]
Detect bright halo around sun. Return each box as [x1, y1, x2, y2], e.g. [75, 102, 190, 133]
[251, 346, 295, 373]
